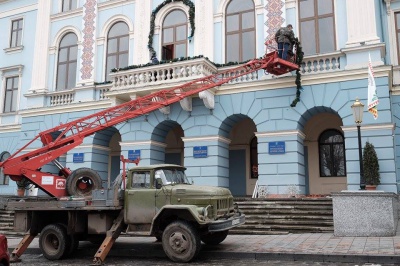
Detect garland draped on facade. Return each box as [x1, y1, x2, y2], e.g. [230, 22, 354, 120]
[148, 0, 195, 56]
[290, 38, 304, 107]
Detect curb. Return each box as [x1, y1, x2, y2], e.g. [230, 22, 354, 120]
[12, 247, 400, 264]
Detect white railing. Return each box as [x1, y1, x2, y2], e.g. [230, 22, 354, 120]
[218, 65, 260, 84]
[110, 57, 218, 91]
[301, 52, 343, 74]
[49, 91, 74, 106]
[96, 86, 111, 100]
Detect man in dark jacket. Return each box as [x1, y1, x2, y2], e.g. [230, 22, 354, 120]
[275, 24, 295, 60]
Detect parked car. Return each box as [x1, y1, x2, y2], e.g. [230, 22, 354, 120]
[0, 235, 9, 266]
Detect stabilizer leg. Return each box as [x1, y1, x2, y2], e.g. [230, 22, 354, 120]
[10, 231, 37, 263]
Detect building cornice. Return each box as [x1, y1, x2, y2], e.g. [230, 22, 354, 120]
[256, 130, 306, 139]
[182, 135, 231, 144]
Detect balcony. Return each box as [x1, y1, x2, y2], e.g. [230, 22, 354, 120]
[300, 51, 343, 74]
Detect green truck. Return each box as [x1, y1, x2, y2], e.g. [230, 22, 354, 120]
[2, 164, 245, 264]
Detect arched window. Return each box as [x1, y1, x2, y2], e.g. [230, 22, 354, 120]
[225, 0, 255, 63]
[162, 10, 187, 60]
[299, 0, 336, 55]
[56, 33, 78, 91]
[318, 129, 346, 177]
[105, 22, 129, 81]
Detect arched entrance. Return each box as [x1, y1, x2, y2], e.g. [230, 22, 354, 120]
[151, 120, 184, 165]
[303, 110, 347, 195]
[92, 127, 121, 188]
[220, 115, 257, 197]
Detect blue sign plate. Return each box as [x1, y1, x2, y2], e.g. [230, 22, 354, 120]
[73, 153, 84, 163]
[193, 146, 208, 158]
[128, 150, 141, 160]
[268, 142, 285, 154]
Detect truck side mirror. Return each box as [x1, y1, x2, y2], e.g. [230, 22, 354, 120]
[155, 178, 162, 189]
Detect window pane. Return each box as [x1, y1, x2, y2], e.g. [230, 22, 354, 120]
[6, 78, 13, 89]
[227, 0, 254, 14]
[242, 31, 255, 61]
[119, 36, 129, 51]
[12, 20, 19, 30]
[118, 54, 128, 68]
[109, 22, 129, 38]
[107, 55, 117, 70]
[11, 32, 17, 47]
[300, 0, 315, 19]
[4, 91, 12, 112]
[108, 38, 118, 53]
[11, 90, 17, 112]
[300, 20, 316, 55]
[69, 46, 78, 61]
[319, 145, 331, 176]
[175, 43, 186, 58]
[176, 25, 187, 41]
[61, 33, 77, 46]
[318, 17, 335, 53]
[67, 62, 76, 89]
[58, 48, 68, 62]
[226, 34, 239, 62]
[57, 64, 67, 90]
[163, 28, 173, 43]
[242, 11, 254, 30]
[226, 15, 239, 32]
[332, 144, 345, 176]
[164, 10, 186, 27]
[62, 0, 69, 11]
[17, 30, 22, 45]
[397, 13, 400, 28]
[318, 0, 332, 15]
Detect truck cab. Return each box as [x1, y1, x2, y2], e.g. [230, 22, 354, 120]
[124, 164, 245, 261]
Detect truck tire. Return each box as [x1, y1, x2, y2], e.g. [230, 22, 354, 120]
[39, 224, 69, 260]
[201, 230, 229, 245]
[58, 223, 79, 256]
[162, 221, 201, 262]
[67, 168, 102, 197]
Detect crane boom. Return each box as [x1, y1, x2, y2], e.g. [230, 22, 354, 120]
[0, 50, 299, 197]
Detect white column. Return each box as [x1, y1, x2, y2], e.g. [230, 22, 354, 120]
[30, 0, 51, 93]
[346, 0, 380, 47]
[194, 0, 214, 60]
[133, 0, 151, 64]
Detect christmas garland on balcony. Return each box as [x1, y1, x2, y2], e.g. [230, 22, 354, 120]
[148, 0, 195, 56]
[290, 38, 304, 107]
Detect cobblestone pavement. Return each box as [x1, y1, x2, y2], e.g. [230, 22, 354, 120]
[9, 254, 398, 266]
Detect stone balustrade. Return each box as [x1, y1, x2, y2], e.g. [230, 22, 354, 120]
[49, 90, 74, 106]
[301, 52, 343, 74]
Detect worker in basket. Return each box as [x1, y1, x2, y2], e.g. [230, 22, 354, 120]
[275, 24, 295, 61]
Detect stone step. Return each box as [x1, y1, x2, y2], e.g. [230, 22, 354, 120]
[235, 200, 333, 206]
[245, 214, 333, 220]
[229, 229, 289, 235]
[239, 209, 333, 215]
[237, 205, 333, 210]
[237, 224, 333, 232]
[244, 219, 333, 226]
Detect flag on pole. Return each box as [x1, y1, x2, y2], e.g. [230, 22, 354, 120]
[367, 53, 379, 119]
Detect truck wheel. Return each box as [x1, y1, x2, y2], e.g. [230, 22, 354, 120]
[57, 223, 79, 256]
[201, 230, 229, 245]
[39, 224, 68, 260]
[162, 221, 201, 262]
[67, 168, 102, 197]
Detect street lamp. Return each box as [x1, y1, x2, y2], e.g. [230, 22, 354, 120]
[351, 98, 365, 190]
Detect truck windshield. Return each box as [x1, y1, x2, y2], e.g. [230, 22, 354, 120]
[155, 169, 189, 185]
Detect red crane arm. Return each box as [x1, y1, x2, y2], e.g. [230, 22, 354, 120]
[0, 51, 298, 197]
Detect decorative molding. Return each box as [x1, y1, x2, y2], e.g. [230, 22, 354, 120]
[50, 7, 83, 22]
[182, 135, 231, 144]
[0, 4, 37, 19]
[341, 123, 395, 132]
[80, 0, 97, 81]
[0, 124, 21, 133]
[179, 97, 192, 112]
[256, 130, 306, 139]
[120, 140, 167, 148]
[74, 144, 111, 152]
[19, 100, 111, 117]
[98, 0, 134, 11]
[3, 46, 24, 54]
[199, 90, 214, 109]
[0, 65, 24, 76]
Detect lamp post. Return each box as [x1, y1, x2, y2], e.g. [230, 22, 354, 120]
[351, 98, 365, 190]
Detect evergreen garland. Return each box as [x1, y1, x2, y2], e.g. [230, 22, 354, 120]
[148, 0, 195, 56]
[290, 37, 304, 107]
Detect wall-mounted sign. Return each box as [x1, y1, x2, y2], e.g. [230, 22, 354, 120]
[128, 150, 141, 160]
[193, 146, 208, 158]
[73, 153, 84, 163]
[268, 141, 285, 155]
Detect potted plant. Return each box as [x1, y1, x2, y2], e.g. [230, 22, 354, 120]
[363, 141, 380, 190]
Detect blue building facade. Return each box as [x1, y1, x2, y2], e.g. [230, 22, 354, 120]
[0, 0, 398, 197]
